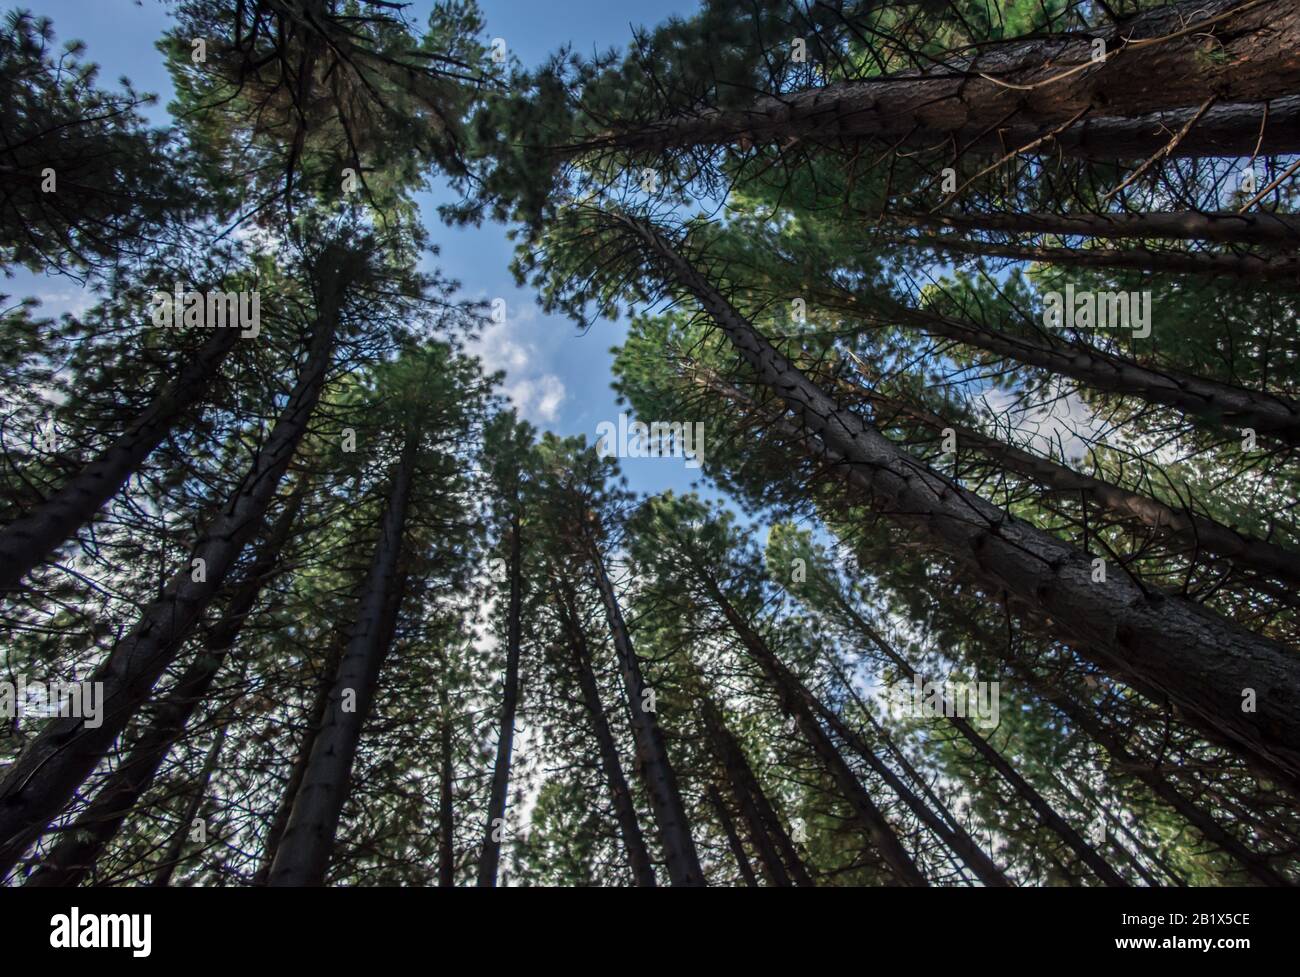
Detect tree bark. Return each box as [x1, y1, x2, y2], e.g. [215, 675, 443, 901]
[0, 249, 356, 878]
[584, 533, 705, 885]
[25, 490, 302, 887]
[835, 369, 1300, 588]
[266, 438, 416, 886]
[477, 510, 524, 886]
[556, 577, 658, 886]
[437, 687, 456, 888]
[0, 327, 239, 596]
[619, 213, 1300, 791]
[148, 725, 226, 887]
[706, 784, 758, 886]
[698, 693, 813, 886]
[579, 1, 1300, 161]
[698, 573, 927, 885]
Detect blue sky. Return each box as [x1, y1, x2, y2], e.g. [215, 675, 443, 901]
[12, 0, 719, 503]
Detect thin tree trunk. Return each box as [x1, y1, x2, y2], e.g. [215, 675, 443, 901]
[0, 327, 239, 596]
[578, 1, 1300, 160]
[820, 290, 1300, 445]
[477, 510, 523, 886]
[892, 235, 1300, 286]
[619, 212, 1300, 791]
[835, 367, 1300, 588]
[698, 693, 812, 886]
[1012, 661, 1293, 886]
[437, 694, 456, 888]
[698, 573, 927, 885]
[707, 784, 757, 886]
[830, 603, 1124, 885]
[0, 249, 356, 877]
[148, 726, 226, 887]
[266, 439, 416, 886]
[584, 534, 705, 886]
[26, 490, 302, 887]
[557, 577, 657, 886]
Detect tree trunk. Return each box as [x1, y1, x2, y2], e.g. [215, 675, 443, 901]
[699, 574, 927, 885]
[584, 534, 705, 885]
[477, 510, 523, 886]
[696, 690, 815, 886]
[557, 577, 658, 886]
[0, 327, 239, 596]
[437, 696, 456, 888]
[0, 250, 355, 877]
[148, 726, 227, 887]
[581, 1, 1300, 160]
[822, 291, 1300, 446]
[706, 784, 758, 886]
[620, 213, 1300, 791]
[835, 369, 1300, 588]
[1012, 661, 1292, 886]
[25, 490, 302, 887]
[266, 438, 416, 886]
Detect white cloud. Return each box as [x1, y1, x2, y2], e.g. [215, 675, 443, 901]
[470, 302, 567, 424]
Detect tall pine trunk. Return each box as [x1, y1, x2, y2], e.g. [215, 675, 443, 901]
[477, 510, 523, 886]
[25, 489, 301, 886]
[557, 576, 657, 886]
[584, 1, 1299, 160]
[148, 726, 227, 887]
[0, 327, 239, 596]
[584, 533, 704, 886]
[267, 439, 416, 886]
[0, 249, 356, 877]
[620, 212, 1300, 792]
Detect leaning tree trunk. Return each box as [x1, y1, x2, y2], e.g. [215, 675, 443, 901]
[579, 1, 1300, 161]
[437, 695, 456, 888]
[833, 367, 1300, 589]
[24, 489, 302, 887]
[619, 212, 1300, 793]
[699, 576, 928, 886]
[148, 725, 227, 887]
[819, 290, 1300, 446]
[477, 510, 524, 887]
[0, 326, 239, 596]
[557, 576, 658, 886]
[0, 250, 356, 877]
[706, 784, 758, 887]
[267, 439, 417, 886]
[1010, 660, 1293, 887]
[697, 691, 813, 886]
[583, 531, 705, 886]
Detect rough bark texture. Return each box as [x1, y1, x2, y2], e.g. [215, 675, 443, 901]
[0, 251, 355, 878]
[585, 1, 1300, 160]
[477, 510, 523, 887]
[266, 440, 416, 886]
[621, 213, 1300, 792]
[0, 325, 239, 596]
[437, 688, 456, 888]
[585, 535, 705, 885]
